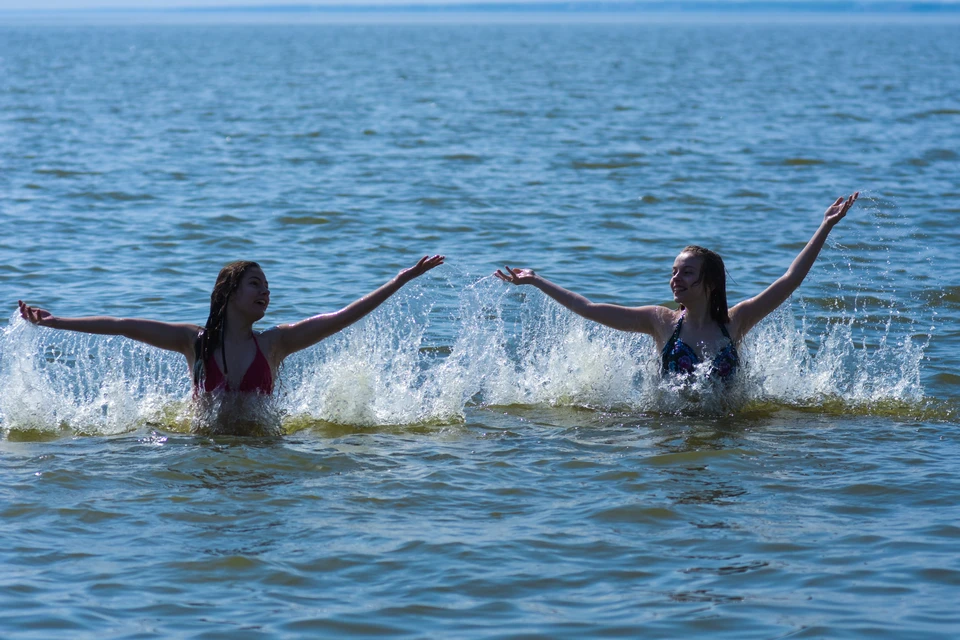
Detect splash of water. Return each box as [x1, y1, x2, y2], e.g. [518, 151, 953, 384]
[0, 265, 934, 438]
[448, 276, 928, 416]
[278, 288, 462, 427]
[739, 304, 926, 409]
[0, 316, 192, 436]
[192, 392, 283, 438]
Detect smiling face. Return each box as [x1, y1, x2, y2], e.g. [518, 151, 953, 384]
[228, 266, 270, 322]
[670, 252, 708, 306]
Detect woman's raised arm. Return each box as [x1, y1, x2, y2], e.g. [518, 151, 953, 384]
[17, 300, 199, 358]
[271, 255, 444, 361]
[494, 267, 669, 336]
[729, 192, 858, 340]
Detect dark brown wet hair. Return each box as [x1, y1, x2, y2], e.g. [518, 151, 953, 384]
[193, 261, 261, 387]
[679, 245, 730, 325]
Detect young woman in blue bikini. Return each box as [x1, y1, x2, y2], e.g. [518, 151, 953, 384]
[496, 194, 858, 382]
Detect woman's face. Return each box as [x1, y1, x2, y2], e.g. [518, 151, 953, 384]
[230, 267, 270, 321]
[670, 253, 707, 305]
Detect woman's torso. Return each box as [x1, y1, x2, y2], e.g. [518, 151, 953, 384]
[198, 334, 275, 394]
[660, 312, 739, 380]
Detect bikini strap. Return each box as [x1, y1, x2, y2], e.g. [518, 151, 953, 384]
[253, 334, 273, 367]
[671, 313, 685, 340]
[718, 322, 731, 340]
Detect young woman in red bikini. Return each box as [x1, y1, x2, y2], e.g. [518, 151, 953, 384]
[18, 255, 445, 396]
[496, 194, 858, 382]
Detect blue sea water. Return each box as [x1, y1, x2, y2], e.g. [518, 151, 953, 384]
[1, 18, 959, 638]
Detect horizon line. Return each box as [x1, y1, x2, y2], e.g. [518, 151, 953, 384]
[4, 2, 960, 16]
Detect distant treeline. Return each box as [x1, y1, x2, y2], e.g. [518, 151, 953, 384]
[5, 1, 959, 16]
[170, 2, 960, 14]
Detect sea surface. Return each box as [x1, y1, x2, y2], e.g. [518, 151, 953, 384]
[2, 17, 959, 638]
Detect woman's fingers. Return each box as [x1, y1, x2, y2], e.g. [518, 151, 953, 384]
[495, 265, 535, 284]
[423, 255, 444, 270]
[845, 192, 859, 211]
[407, 254, 445, 278]
[838, 192, 858, 214]
[18, 300, 43, 324]
[824, 192, 858, 227]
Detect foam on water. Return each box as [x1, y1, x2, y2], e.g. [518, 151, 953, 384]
[0, 317, 193, 436]
[454, 276, 929, 416]
[740, 305, 926, 408]
[451, 277, 653, 410]
[278, 289, 463, 427]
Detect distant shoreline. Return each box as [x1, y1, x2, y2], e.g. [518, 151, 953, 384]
[4, 2, 960, 26]
[3, 2, 960, 16]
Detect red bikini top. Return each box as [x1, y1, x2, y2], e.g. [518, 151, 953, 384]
[199, 335, 274, 394]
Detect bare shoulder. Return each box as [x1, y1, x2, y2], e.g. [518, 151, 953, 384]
[633, 305, 679, 344]
[648, 305, 680, 324]
[255, 326, 285, 367]
[657, 306, 683, 343]
[182, 323, 203, 347]
[726, 300, 754, 342]
[178, 323, 204, 336]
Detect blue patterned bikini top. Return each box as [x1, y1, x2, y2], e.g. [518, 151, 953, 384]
[660, 314, 739, 380]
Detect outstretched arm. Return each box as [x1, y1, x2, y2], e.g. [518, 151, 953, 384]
[272, 255, 445, 361]
[494, 267, 668, 336]
[729, 192, 858, 339]
[17, 300, 199, 358]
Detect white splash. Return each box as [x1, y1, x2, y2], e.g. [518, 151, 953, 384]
[0, 316, 192, 435]
[0, 271, 932, 437]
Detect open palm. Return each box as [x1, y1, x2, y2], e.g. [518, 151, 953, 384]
[824, 192, 858, 228]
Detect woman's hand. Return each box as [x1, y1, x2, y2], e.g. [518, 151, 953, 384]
[824, 192, 858, 228]
[493, 266, 665, 336]
[18, 300, 55, 326]
[399, 255, 445, 283]
[494, 266, 537, 285]
[274, 254, 446, 360]
[729, 190, 859, 340]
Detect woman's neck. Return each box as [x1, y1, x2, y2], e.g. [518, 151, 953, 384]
[681, 302, 713, 329]
[223, 312, 255, 343]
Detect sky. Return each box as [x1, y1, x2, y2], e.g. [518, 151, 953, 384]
[0, 0, 957, 10]
[3, 0, 598, 9]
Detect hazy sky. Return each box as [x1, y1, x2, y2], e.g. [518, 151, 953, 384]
[1, 0, 552, 10]
[0, 0, 955, 10]
[4, 0, 604, 9]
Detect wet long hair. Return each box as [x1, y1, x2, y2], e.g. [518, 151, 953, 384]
[679, 245, 730, 325]
[193, 261, 261, 387]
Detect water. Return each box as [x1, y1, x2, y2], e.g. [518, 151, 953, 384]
[2, 18, 959, 638]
